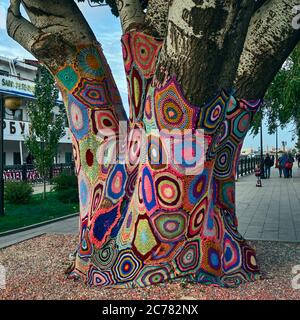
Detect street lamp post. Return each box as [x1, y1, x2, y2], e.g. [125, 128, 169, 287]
[276, 126, 278, 159]
[260, 112, 265, 179]
[0, 95, 4, 216]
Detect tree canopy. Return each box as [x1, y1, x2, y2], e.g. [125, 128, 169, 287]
[250, 44, 300, 143]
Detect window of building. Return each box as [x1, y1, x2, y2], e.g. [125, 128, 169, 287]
[0, 69, 9, 77]
[14, 109, 23, 121]
[65, 152, 73, 164]
[4, 109, 23, 121]
[13, 152, 21, 165]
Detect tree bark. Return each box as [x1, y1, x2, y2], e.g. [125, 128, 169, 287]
[116, 0, 145, 33]
[154, 0, 255, 106]
[144, 0, 169, 37]
[7, 0, 95, 71]
[235, 0, 300, 99]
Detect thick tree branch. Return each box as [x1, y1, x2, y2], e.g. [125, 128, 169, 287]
[21, 0, 95, 43]
[7, 0, 41, 54]
[235, 0, 300, 99]
[144, 0, 169, 37]
[155, 0, 255, 106]
[116, 0, 145, 33]
[7, 0, 95, 70]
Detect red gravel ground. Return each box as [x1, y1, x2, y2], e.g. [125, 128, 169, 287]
[0, 234, 299, 300]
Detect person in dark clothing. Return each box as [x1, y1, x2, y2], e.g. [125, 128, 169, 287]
[296, 153, 300, 168]
[26, 153, 34, 164]
[278, 154, 285, 178]
[271, 155, 275, 167]
[264, 153, 272, 178]
[286, 153, 295, 178]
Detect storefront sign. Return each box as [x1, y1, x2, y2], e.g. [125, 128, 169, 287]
[0, 75, 35, 97]
[3, 119, 29, 141]
[3, 119, 71, 143]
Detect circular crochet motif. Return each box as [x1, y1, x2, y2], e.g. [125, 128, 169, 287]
[155, 173, 182, 210]
[76, 46, 105, 79]
[113, 250, 142, 282]
[154, 78, 199, 130]
[151, 210, 188, 243]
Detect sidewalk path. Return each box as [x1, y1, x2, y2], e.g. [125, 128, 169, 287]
[236, 166, 300, 242]
[0, 216, 78, 249]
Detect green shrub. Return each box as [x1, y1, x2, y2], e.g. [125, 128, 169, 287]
[51, 174, 78, 192]
[57, 188, 79, 204]
[4, 181, 34, 204]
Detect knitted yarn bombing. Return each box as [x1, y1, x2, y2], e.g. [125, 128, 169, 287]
[54, 31, 261, 288]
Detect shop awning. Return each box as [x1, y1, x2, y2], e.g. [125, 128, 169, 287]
[0, 89, 62, 103]
[0, 88, 35, 99]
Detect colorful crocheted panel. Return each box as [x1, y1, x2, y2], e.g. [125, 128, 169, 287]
[54, 31, 261, 288]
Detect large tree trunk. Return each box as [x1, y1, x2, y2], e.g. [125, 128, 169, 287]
[7, 0, 299, 288]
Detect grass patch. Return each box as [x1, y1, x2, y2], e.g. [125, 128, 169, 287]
[0, 191, 79, 233]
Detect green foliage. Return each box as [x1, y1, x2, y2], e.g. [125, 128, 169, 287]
[25, 65, 65, 198]
[0, 192, 79, 233]
[77, 0, 148, 16]
[51, 174, 78, 191]
[250, 44, 300, 140]
[4, 181, 33, 204]
[52, 173, 79, 204]
[57, 189, 79, 204]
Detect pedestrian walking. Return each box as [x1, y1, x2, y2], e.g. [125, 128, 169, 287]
[296, 153, 300, 168]
[264, 153, 272, 179]
[255, 163, 262, 187]
[278, 154, 284, 178]
[280, 153, 289, 178]
[286, 153, 294, 178]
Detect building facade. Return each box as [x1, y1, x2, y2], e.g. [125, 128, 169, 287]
[0, 56, 72, 166]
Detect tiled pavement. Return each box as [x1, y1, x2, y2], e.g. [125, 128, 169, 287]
[236, 166, 300, 242]
[0, 167, 300, 249]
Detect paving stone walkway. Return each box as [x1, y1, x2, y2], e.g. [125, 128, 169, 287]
[236, 166, 300, 242]
[0, 166, 299, 249]
[0, 216, 78, 249]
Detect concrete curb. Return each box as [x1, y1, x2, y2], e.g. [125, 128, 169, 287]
[0, 212, 79, 238]
[0, 233, 47, 250]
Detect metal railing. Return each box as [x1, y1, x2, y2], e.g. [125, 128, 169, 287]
[236, 156, 260, 179]
[3, 163, 75, 184]
[3, 158, 259, 184]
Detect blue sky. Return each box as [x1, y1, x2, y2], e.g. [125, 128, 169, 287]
[0, 0, 296, 150]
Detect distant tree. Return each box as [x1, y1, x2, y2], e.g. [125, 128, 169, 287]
[250, 45, 300, 140]
[25, 65, 65, 199]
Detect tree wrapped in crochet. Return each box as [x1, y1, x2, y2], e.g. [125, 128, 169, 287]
[7, 0, 300, 288]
